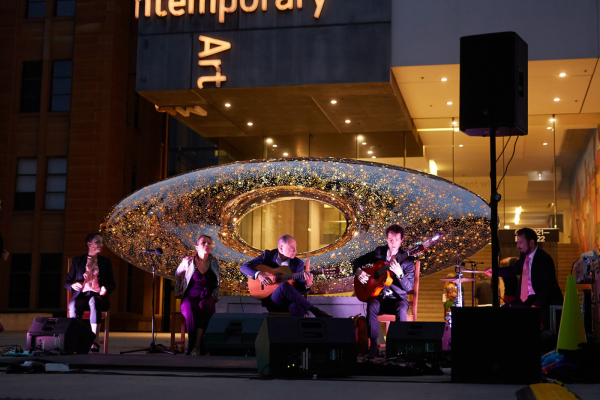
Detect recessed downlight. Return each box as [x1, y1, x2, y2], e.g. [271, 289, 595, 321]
[247, 122, 253, 126]
[283, 153, 288, 156]
[547, 127, 552, 130]
[553, 98, 560, 102]
[331, 100, 337, 104]
[272, 144, 277, 148]
[371, 156, 376, 159]
[345, 119, 351, 123]
[266, 138, 273, 143]
[357, 135, 363, 141]
[361, 142, 367, 145]
[225, 103, 231, 107]
[459, 144, 464, 147]
[559, 72, 566, 77]
[447, 101, 453, 105]
[543, 143, 548, 146]
[367, 151, 373, 154]
[441, 78, 448, 82]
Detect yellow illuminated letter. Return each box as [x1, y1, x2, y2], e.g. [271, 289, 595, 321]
[314, 0, 324, 18]
[198, 60, 227, 88]
[240, 0, 259, 12]
[188, 0, 194, 13]
[262, 0, 267, 10]
[199, 35, 232, 58]
[156, 0, 168, 16]
[169, 0, 186, 16]
[297, 0, 302, 8]
[219, 0, 237, 23]
[135, 0, 151, 18]
[211, 0, 217, 13]
[276, 0, 293, 10]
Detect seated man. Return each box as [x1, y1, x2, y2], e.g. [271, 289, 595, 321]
[486, 227, 563, 328]
[353, 224, 415, 359]
[240, 234, 331, 318]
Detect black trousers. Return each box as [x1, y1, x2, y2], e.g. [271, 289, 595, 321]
[366, 297, 409, 339]
[68, 291, 109, 325]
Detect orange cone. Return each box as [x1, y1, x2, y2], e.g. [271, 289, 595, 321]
[556, 274, 586, 352]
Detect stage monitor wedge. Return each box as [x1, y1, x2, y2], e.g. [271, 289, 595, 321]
[255, 317, 357, 377]
[386, 322, 447, 359]
[460, 31, 528, 137]
[27, 317, 96, 355]
[204, 313, 266, 356]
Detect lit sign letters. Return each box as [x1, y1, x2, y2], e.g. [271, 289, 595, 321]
[135, 0, 326, 22]
[197, 36, 231, 88]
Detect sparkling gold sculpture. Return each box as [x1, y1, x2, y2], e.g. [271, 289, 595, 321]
[100, 158, 491, 294]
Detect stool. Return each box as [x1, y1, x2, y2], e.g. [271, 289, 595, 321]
[170, 311, 186, 353]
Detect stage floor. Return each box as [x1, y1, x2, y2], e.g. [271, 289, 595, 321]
[1, 331, 598, 400]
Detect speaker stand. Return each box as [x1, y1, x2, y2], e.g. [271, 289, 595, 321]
[489, 128, 500, 307]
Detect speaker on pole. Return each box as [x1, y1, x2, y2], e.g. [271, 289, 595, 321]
[26, 317, 96, 355]
[460, 31, 528, 137]
[255, 317, 357, 377]
[204, 313, 266, 356]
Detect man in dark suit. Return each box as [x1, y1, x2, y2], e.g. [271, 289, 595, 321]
[240, 234, 330, 318]
[486, 227, 563, 328]
[353, 224, 415, 358]
[64, 233, 116, 349]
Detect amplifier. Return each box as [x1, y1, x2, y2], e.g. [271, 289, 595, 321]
[27, 317, 95, 355]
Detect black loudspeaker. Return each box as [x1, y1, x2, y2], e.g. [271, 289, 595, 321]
[451, 307, 541, 384]
[385, 321, 447, 358]
[255, 318, 357, 377]
[26, 317, 96, 355]
[204, 313, 266, 356]
[460, 31, 528, 137]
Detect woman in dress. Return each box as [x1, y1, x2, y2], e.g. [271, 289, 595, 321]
[175, 235, 220, 355]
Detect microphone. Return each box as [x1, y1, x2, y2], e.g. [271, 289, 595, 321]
[137, 248, 163, 255]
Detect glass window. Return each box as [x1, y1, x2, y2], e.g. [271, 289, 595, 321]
[15, 158, 37, 211]
[39, 254, 63, 308]
[167, 118, 218, 177]
[55, 0, 75, 17]
[9, 254, 32, 308]
[20, 61, 43, 113]
[26, 0, 46, 18]
[50, 60, 72, 112]
[45, 157, 67, 209]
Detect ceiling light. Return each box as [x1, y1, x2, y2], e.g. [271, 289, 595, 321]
[225, 103, 231, 107]
[357, 135, 363, 141]
[504, 225, 510, 229]
[559, 73, 566, 77]
[331, 100, 337, 104]
[371, 156, 376, 159]
[283, 153, 288, 156]
[367, 151, 373, 154]
[447, 102, 453, 105]
[539, 173, 542, 180]
[361, 142, 367, 145]
[459, 144, 464, 147]
[266, 138, 272, 143]
[451, 121, 457, 125]
[550, 118, 556, 122]
[272, 144, 277, 147]
[514, 206, 522, 225]
[454, 128, 459, 132]
[547, 127, 552, 130]
[553, 98, 560, 102]
[345, 119, 351, 123]
[429, 160, 438, 176]
[247, 122, 253, 126]
[543, 142, 548, 146]
[441, 78, 447, 82]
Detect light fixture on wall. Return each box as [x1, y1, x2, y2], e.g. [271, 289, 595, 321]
[514, 206, 522, 225]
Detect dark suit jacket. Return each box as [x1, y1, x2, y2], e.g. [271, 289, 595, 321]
[352, 245, 415, 301]
[240, 249, 310, 294]
[63, 255, 116, 301]
[497, 247, 563, 308]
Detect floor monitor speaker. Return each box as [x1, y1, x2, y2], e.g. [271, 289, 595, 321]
[451, 307, 541, 384]
[26, 317, 96, 355]
[460, 31, 528, 137]
[204, 313, 266, 356]
[255, 317, 357, 377]
[385, 321, 447, 358]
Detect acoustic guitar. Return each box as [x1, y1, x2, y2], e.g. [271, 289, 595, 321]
[248, 261, 340, 300]
[354, 234, 441, 302]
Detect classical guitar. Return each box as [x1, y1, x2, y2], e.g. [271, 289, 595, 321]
[353, 234, 441, 302]
[248, 261, 340, 300]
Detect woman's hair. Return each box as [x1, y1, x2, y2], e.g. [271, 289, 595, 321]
[85, 233, 101, 244]
[196, 234, 213, 245]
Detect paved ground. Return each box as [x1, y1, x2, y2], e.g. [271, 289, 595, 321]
[0, 332, 598, 400]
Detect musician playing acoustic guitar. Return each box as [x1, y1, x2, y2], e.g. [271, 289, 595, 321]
[353, 224, 415, 359]
[240, 234, 331, 318]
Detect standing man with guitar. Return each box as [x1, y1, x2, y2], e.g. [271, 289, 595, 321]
[241, 234, 332, 318]
[353, 224, 415, 359]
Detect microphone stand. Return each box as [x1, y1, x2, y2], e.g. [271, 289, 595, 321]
[121, 253, 175, 355]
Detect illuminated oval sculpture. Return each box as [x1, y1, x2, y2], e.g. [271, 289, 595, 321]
[100, 158, 491, 294]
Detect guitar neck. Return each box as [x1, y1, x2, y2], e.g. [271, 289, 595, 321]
[277, 269, 322, 282]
